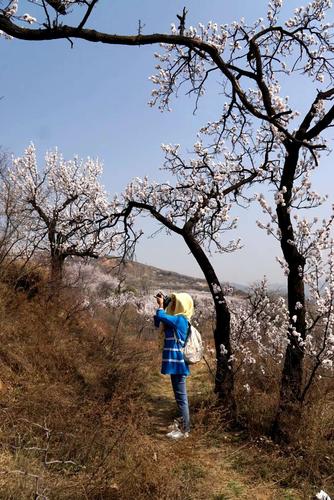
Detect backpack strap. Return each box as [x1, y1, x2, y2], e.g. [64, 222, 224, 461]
[173, 320, 191, 346]
[185, 321, 191, 345]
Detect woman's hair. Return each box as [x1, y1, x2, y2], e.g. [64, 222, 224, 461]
[166, 292, 194, 320]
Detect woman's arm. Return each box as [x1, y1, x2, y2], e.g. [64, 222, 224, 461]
[154, 309, 180, 328]
[154, 293, 172, 328]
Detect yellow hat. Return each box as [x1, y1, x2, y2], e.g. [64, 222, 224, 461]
[166, 292, 194, 320]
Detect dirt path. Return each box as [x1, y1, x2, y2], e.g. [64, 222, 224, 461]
[143, 361, 306, 500]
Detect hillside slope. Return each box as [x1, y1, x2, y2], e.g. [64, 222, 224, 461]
[98, 257, 245, 295]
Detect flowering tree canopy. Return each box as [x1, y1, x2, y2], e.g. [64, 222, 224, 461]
[1, 1, 333, 146]
[122, 132, 273, 411]
[124, 140, 260, 252]
[7, 144, 133, 281]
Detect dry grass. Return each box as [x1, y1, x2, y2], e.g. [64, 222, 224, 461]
[0, 268, 333, 499]
[185, 360, 334, 499]
[0, 278, 153, 498]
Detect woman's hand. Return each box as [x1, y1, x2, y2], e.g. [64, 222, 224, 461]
[155, 293, 164, 308]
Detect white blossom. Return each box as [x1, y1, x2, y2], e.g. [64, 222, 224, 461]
[21, 13, 37, 24]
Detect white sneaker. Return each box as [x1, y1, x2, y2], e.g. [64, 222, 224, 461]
[167, 419, 181, 431]
[166, 429, 189, 440]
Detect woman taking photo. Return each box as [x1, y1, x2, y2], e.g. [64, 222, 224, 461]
[154, 292, 194, 440]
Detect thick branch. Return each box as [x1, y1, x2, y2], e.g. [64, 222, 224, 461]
[28, 197, 50, 226]
[0, 15, 326, 149]
[124, 200, 183, 235]
[305, 103, 334, 140]
[0, 16, 297, 135]
[299, 93, 328, 136]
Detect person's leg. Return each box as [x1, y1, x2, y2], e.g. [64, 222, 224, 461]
[170, 374, 190, 433]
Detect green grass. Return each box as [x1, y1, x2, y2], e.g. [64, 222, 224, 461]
[178, 462, 206, 481]
[213, 480, 245, 499]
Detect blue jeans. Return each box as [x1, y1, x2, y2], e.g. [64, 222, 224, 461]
[170, 374, 190, 432]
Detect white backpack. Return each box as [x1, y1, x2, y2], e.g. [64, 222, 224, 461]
[180, 323, 204, 365]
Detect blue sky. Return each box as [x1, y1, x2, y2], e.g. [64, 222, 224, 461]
[1, 0, 334, 286]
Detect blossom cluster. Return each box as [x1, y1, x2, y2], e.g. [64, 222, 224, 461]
[148, 0, 333, 151]
[229, 278, 289, 372]
[8, 144, 124, 258]
[1, 0, 37, 26]
[123, 139, 243, 253]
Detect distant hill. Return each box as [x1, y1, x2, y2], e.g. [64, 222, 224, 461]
[98, 257, 246, 296]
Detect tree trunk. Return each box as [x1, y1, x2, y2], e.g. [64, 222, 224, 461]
[183, 230, 236, 418]
[50, 252, 65, 285]
[271, 144, 306, 442]
[48, 222, 66, 288]
[271, 258, 306, 442]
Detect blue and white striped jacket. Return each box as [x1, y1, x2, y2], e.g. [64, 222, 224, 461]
[154, 308, 190, 376]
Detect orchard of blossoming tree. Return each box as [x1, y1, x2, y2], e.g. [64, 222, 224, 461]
[1, 0, 334, 444]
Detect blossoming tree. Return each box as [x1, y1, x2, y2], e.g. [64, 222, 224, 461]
[122, 138, 264, 413]
[7, 144, 131, 283]
[257, 174, 334, 436]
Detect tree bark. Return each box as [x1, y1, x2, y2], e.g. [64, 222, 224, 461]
[271, 144, 306, 442]
[271, 258, 306, 442]
[183, 229, 236, 418]
[50, 251, 65, 285]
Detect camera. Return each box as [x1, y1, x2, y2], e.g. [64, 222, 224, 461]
[155, 292, 172, 309]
